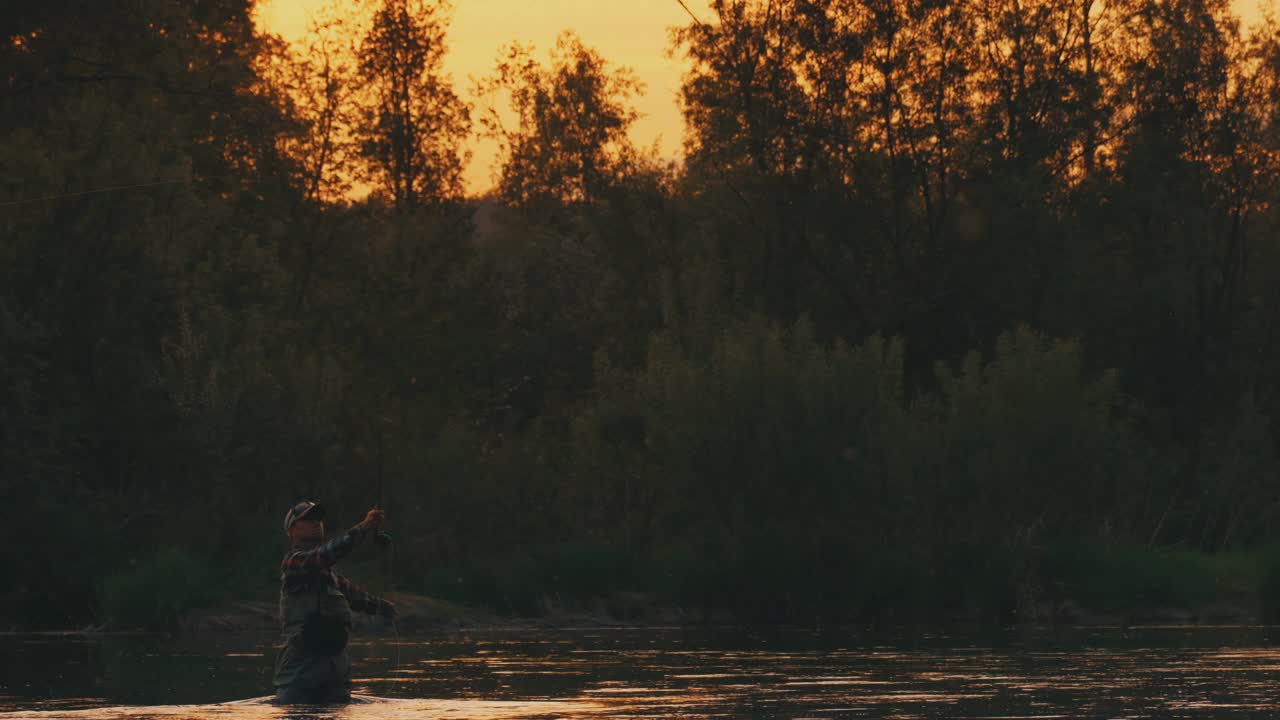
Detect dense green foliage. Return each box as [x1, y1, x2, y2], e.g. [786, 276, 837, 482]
[3, 0, 1280, 628]
[98, 549, 224, 631]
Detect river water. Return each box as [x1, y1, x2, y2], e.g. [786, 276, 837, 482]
[3, 625, 1280, 718]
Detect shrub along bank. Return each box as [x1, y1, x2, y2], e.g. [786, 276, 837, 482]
[84, 321, 1280, 630]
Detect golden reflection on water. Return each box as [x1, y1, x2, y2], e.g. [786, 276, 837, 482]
[0, 698, 611, 719]
[10, 631, 1280, 718]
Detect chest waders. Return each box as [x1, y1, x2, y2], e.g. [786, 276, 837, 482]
[298, 577, 353, 655]
[275, 574, 354, 693]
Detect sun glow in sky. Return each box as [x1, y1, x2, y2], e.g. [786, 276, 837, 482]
[256, 0, 1274, 196]
[256, 0, 713, 195]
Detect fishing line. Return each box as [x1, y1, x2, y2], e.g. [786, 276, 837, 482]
[373, 415, 403, 681]
[0, 174, 230, 208]
[389, 538, 401, 679]
[391, 617, 402, 680]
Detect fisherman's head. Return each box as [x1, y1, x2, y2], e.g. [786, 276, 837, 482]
[284, 500, 326, 547]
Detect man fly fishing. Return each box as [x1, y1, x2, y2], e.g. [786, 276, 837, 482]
[273, 501, 398, 704]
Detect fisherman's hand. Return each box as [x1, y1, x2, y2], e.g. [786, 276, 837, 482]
[354, 508, 386, 536]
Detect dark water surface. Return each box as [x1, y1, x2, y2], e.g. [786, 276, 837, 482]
[4, 625, 1280, 718]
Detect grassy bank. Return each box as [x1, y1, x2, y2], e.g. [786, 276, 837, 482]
[1035, 542, 1266, 622]
[419, 540, 1277, 625]
[83, 539, 1280, 632]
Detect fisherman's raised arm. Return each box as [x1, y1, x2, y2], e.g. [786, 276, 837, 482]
[281, 508, 386, 572]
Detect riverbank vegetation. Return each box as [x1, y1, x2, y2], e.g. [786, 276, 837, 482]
[5, 0, 1280, 630]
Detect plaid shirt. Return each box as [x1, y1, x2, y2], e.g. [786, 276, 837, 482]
[280, 528, 392, 615]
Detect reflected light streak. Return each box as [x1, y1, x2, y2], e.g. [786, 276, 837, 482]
[16, 628, 1280, 718]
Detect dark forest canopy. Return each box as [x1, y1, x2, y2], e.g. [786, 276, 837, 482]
[3, 0, 1280, 628]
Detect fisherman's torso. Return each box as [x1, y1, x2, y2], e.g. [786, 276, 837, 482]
[273, 554, 354, 688]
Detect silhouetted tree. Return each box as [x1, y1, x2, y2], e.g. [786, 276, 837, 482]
[477, 32, 643, 213]
[354, 0, 471, 211]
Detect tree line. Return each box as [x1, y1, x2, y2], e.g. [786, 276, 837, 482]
[3, 0, 1280, 627]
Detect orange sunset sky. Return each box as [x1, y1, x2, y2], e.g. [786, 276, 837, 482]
[256, 0, 1274, 195]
